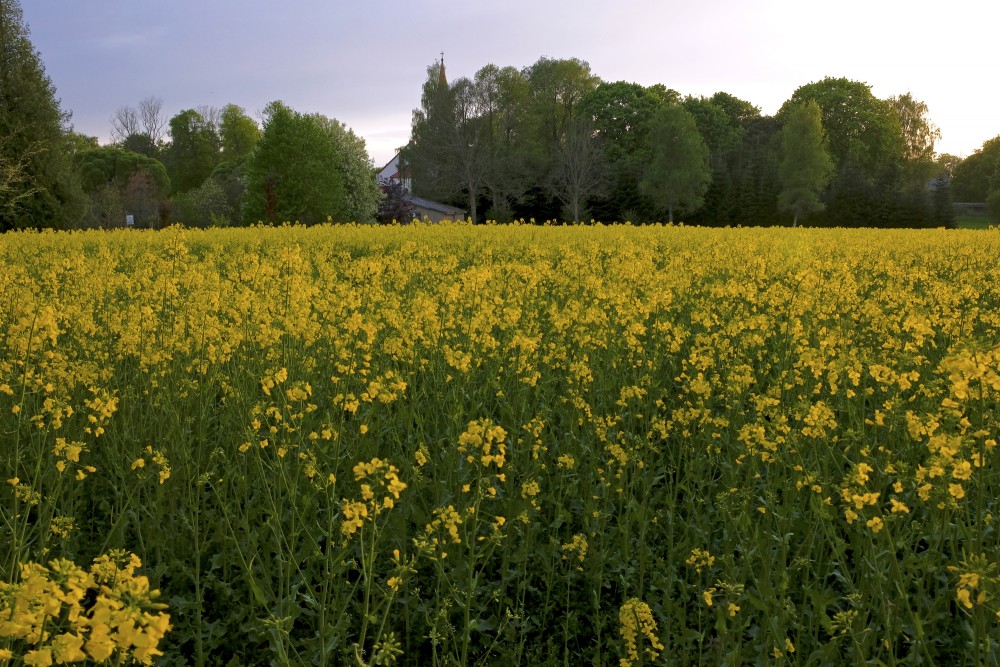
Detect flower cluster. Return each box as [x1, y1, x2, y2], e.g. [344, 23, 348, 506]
[618, 598, 664, 667]
[339, 457, 407, 541]
[0, 550, 170, 665]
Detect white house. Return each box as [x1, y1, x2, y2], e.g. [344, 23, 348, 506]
[377, 153, 411, 192]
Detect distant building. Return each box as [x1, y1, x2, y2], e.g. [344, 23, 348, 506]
[377, 153, 411, 192]
[377, 152, 467, 223]
[407, 194, 466, 223]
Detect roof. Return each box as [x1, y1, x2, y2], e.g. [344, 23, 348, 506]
[405, 194, 465, 216]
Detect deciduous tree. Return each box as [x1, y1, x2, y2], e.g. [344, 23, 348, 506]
[311, 114, 382, 222]
[782, 78, 904, 179]
[952, 136, 1000, 202]
[778, 100, 833, 226]
[890, 92, 940, 163]
[639, 105, 710, 222]
[242, 101, 347, 225]
[74, 147, 170, 196]
[474, 64, 532, 220]
[405, 61, 489, 222]
[219, 103, 260, 162]
[165, 108, 220, 192]
[547, 116, 606, 222]
[577, 81, 673, 221]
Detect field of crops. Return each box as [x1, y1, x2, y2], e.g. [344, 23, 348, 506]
[2, 223, 1000, 666]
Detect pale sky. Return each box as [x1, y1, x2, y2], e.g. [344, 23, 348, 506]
[20, 0, 1000, 168]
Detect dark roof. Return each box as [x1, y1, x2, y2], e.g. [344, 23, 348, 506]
[405, 194, 465, 215]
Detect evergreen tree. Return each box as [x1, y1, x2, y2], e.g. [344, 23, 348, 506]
[0, 0, 85, 230]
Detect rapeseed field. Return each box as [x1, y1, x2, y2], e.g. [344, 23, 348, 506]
[2, 223, 999, 665]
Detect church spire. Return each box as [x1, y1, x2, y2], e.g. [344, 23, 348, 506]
[438, 51, 447, 89]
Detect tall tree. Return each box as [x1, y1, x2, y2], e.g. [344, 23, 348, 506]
[777, 100, 833, 226]
[474, 64, 531, 220]
[164, 108, 220, 193]
[405, 61, 457, 203]
[242, 101, 347, 225]
[548, 116, 607, 222]
[521, 57, 601, 219]
[0, 0, 85, 229]
[682, 96, 748, 225]
[782, 77, 904, 179]
[311, 114, 382, 222]
[405, 61, 488, 222]
[639, 105, 711, 222]
[219, 103, 260, 162]
[137, 96, 167, 145]
[951, 136, 1000, 202]
[525, 57, 600, 155]
[890, 92, 940, 163]
[577, 81, 675, 221]
[109, 104, 141, 143]
[578, 81, 674, 166]
[782, 77, 905, 226]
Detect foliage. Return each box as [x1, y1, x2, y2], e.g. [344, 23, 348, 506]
[376, 178, 415, 224]
[406, 56, 602, 223]
[81, 182, 125, 229]
[219, 103, 260, 163]
[164, 108, 220, 193]
[987, 188, 1000, 224]
[171, 177, 232, 228]
[405, 62, 490, 223]
[473, 63, 533, 217]
[952, 136, 1000, 202]
[778, 100, 834, 226]
[124, 170, 164, 228]
[0, 0, 85, 230]
[890, 92, 940, 164]
[73, 147, 170, 196]
[72, 147, 169, 228]
[311, 114, 382, 223]
[578, 81, 673, 166]
[3, 224, 1000, 665]
[66, 131, 99, 153]
[209, 158, 248, 223]
[639, 105, 711, 222]
[578, 81, 674, 222]
[781, 77, 905, 179]
[242, 101, 348, 225]
[524, 57, 601, 157]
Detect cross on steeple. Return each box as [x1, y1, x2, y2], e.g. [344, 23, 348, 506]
[438, 51, 448, 88]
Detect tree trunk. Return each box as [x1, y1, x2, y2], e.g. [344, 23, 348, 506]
[792, 212, 799, 227]
[668, 207, 674, 223]
[467, 188, 477, 224]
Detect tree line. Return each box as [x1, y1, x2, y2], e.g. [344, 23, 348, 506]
[3, 0, 1000, 231]
[404, 56, 972, 227]
[0, 0, 380, 232]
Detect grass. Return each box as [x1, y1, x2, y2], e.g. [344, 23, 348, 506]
[954, 214, 993, 229]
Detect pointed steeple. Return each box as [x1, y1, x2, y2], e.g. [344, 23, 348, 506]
[438, 51, 448, 89]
